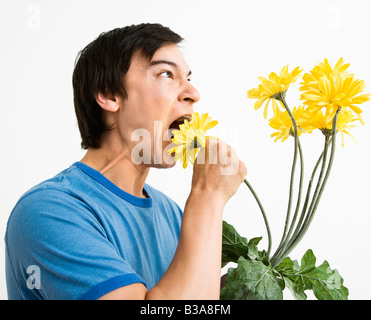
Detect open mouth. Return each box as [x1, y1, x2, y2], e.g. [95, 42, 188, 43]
[168, 115, 192, 139]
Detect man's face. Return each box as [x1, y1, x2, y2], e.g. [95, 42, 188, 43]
[115, 43, 200, 168]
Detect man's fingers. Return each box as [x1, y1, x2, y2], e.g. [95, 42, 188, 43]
[239, 160, 247, 183]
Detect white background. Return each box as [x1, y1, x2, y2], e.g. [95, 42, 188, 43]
[1, 0, 370, 300]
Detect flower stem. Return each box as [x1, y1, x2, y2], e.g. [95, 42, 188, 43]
[287, 136, 330, 245]
[272, 140, 304, 261]
[272, 107, 341, 266]
[270, 136, 330, 268]
[244, 178, 272, 258]
[285, 136, 331, 249]
[270, 97, 300, 262]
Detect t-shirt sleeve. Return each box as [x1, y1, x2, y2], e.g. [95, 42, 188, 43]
[5, 188, 147, 300]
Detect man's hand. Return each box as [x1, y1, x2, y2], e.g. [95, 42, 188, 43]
[192, 138, 247, 204]
[148, 138, 246, 299]
[99, 139, 247, 300]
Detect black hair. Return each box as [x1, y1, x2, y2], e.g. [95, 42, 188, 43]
[72, 23, 183, 149]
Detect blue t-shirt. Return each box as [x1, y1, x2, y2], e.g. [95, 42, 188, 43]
[5, 162, 183, 300]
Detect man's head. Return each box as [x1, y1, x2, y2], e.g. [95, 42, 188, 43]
[73, 23, 199, 159]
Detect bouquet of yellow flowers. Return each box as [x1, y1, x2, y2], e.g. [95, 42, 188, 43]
[169, 58, 370, 300]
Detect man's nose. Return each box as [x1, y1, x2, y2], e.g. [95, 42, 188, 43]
[179, 81, 201, 103]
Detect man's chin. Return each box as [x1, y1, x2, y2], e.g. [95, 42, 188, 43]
[149, 147, 177, 168]
[151, 159, 176, 169]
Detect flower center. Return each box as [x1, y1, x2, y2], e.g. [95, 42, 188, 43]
[193, 136, 201, 149]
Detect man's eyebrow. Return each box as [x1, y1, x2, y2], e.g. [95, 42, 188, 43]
[149, 60, 192, 77]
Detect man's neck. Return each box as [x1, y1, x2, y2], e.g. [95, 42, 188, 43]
[80, 146, 150, 199]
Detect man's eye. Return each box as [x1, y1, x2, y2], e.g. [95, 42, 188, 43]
[160, 71, 173, 78]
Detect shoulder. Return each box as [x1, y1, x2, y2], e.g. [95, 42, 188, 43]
[6, 165, 100, 245]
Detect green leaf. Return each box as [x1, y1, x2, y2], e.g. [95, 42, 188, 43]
[221, 221, 250, 267]
[276, 256, 306, 299]
[246, 237, 263, 260]
[248, 237, 263, 246]
[276, 249, 349, 300]
[282, 276, 307, 300]
[220, 256, 283, 300]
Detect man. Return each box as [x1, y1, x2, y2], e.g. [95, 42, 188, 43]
[5, 23, 246, 300]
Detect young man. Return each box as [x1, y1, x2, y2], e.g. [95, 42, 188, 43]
[5, 23, 246, 300]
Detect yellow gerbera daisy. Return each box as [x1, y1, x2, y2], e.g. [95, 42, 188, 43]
[299, 58, 370, 124]
[167, 112, 218, 168]
[247, 65, 303, 118]
[301, 108, 358, 146]
[269, 104, 307, 142]
[299, 58, 351, 93]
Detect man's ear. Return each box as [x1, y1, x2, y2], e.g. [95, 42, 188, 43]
[96, 92, 120, 112]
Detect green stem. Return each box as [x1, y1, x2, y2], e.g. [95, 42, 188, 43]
[270, 97, 300, 262]
[286, 136, 330, 248]
[244, 178, 272, 258]
[270, 136, 330, 268]
[274, 107, 341, 265]
[273, 140, 304, 260]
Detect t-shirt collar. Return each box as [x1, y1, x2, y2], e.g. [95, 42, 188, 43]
[73, 161, 153, 208]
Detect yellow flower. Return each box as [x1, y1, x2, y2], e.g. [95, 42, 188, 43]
[299, 58, 370, 124]
[269, 103, 307, 142]
[247, 66, 303, 118]
[300, 108, 358, 146]
[167, 112, 218, 168]
[299, 58, 351, 93]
